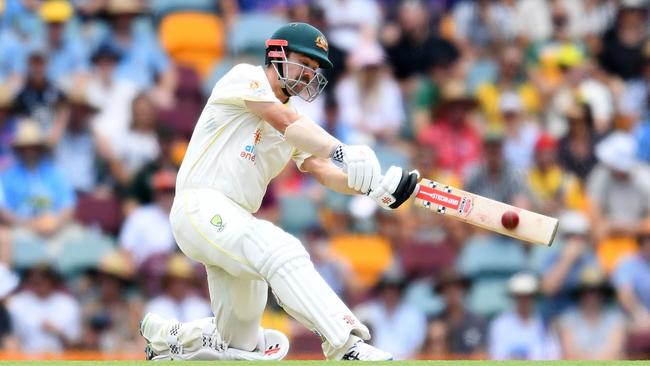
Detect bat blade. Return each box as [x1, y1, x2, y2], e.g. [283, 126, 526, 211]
[413, 179, 559, 246]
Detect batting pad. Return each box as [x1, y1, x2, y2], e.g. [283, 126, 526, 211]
[261, 255, 370, 356]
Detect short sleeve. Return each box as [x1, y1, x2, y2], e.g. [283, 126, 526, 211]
[612, 257, 636, 289]
[209, 64, 280, 106]
[291, 148, 312, 172]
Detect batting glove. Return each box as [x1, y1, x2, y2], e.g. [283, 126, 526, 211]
[369, 166, 420, 210]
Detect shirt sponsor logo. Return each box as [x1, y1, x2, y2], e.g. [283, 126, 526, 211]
[240, 128, 262, 163]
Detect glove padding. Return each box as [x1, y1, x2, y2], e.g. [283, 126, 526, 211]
[369, 166, 420, 210]
[340, 145, 381, 194]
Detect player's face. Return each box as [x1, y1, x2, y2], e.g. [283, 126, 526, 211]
[273, 52, 328, 102]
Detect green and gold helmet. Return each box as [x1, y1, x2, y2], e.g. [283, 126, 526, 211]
[265, 22, 331, 102]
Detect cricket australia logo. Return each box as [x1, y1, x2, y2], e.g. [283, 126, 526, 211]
[240, 128, 262, 163]
[210, 214, 225, 232]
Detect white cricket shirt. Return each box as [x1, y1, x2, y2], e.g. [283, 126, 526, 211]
[176, 64, 311, 213]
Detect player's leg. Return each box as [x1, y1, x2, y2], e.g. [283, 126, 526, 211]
[244, 220, 391, 360]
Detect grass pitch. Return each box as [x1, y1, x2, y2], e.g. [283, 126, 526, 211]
[1, 361, 649, 365]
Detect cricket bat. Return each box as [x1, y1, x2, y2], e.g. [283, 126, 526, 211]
[413, 178, 559, 246]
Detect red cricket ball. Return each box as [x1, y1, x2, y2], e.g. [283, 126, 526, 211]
[501, 211, 519, 230]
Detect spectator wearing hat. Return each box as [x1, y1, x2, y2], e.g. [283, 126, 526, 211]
[119, 168, 177, 268]
[7, 264, 81, 353]
[101, 0, 176, 107]
[80, 251, 144, 353]
[431, 269, 486, 357]
[87, 41, 141, 147]
[500, 92, 541, 171]
[527, 134, 585, 215]
[417, 79, 483, 180]
[0, 119, 77, 267]
[335, 41, 404, 146]
[0, 263, 19, 351]
[464, 128, 530, 208]
[613, 231, 650, 332]
[13, 50, 66, 128]
[588, 131, 650, 272]
[557, 101, 599, 181]
[598, 0, 648, 80]
[50, 87, 122, 194]
[144, 254, 211, 322]
[353, 270, 427, 359]
[36, 0, 90, 90]
[488, 272, 560, 360]
[537, 211, 601, 320]
[557, 267, 625, 360]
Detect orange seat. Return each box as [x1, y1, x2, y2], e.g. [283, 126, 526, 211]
[330, 234, 393, 288]
[597, 236, 638, 274]
[159, 11, 225, 79]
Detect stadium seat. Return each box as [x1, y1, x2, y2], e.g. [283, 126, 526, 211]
[157, 64, 204, 138]
[457, 234, 527, 278]
[466, 277, 511, 318]
[151, 0, 217, 20]
[228, 13, 287, 59]
[159, 11, 225, 79]
[279, 195, 320, 235]
[74, 194, 123, 236]
[398, 241, 456, 279]
[54, 233, 115, 277]
[330, 235, 392, 288]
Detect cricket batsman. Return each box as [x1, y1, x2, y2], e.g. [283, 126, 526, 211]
[139, 22, 419, 361]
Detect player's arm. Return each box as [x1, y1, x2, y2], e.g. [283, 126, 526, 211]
[245, 100, 379, 193]
[300, 156, 360, 195]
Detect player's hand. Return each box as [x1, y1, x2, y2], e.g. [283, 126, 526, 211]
[369, 166, 419, 210]
[339, 145, 381, 194]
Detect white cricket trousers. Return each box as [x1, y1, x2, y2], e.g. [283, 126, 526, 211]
[168, 188, 370, 359]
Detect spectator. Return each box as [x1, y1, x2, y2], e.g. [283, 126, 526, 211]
[0, 86, 18, 170]
[488, 272, 559, 360]
[418, 79, 483, 180]
[144, 254, 212, 322]
[354, 271, 428, 360]
[475, 44, 541, 127]
[420, 319, 449, 359]
[318, 0, 381, 53]
[112, 93, 161, 186]
[0, 119, 77, 268]
[0, 263, 19, 351]
[558, 267, 626, 360]
[36, 0, 89, 90]
[86, 42, 141, 146]
[538, 211, 601, 320]
[50, 88, 120, 194]
[598, 0, 648, 80]
[0, 15, 27, 94]
[81, 251, 144, 353]
[101, 0, 176, 107]
[384, 0, 460, 81]
[464, 129, 530, 207]
[613, 231, 650, 331]
[336, 41, 405, 145]
[13, 51, 66, 128]
[452, 0, 515, 51]
[119, 168, 176, 268]
[7, 265, 81, 353]
[588, 131, 650, 272]
[432, 269, 486, 357]
[557, 102, 599, 181]
[527, 134, 585, 215]
[500, 92, 540, 171]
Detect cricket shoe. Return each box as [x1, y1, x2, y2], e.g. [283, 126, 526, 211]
[340, 340, 393, 361]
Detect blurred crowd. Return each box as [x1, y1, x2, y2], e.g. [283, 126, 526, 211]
[1, 0, 650, 361]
